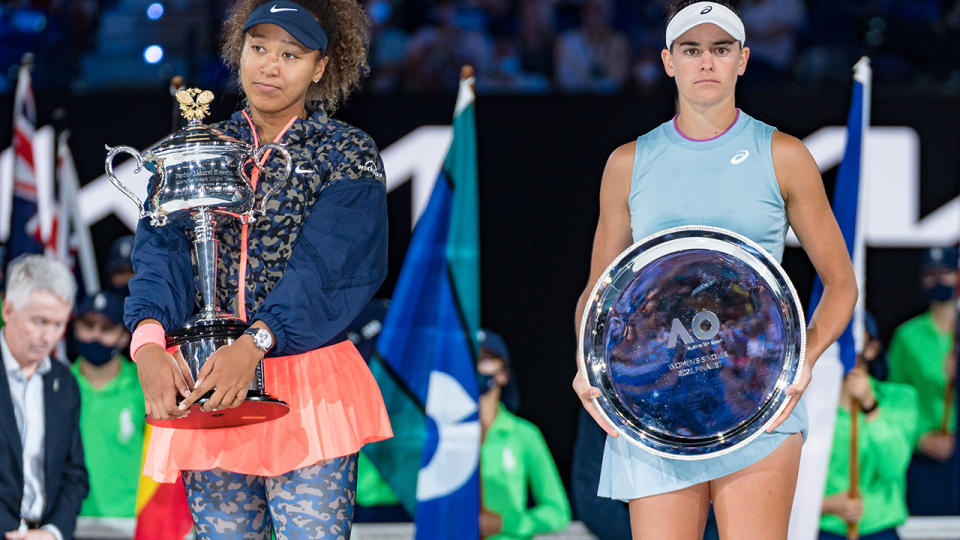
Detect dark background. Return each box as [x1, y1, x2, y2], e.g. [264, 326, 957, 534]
[0, 85, 957, 485]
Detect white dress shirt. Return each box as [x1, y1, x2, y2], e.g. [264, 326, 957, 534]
[2, 330, 63, 540]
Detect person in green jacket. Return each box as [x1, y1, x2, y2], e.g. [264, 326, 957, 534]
[70, 291, 145, 519]
[477, 329, 571, 540]
[820, 316, 920, 540]
[887, 245, 958, 515]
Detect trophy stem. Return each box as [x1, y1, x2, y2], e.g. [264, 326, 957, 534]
[191, 208, 221, 318]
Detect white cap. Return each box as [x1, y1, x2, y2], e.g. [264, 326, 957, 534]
[665, 2, 745, 50]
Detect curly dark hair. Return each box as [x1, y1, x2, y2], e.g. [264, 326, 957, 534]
[221, 0, 371, 113]
[666, 1, 740, 22]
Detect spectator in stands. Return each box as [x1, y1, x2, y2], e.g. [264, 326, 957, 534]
[403, 1, 495, 92]
[738, 0, 806, 81]
[365, 0, 408, 92]
[70, 290, 143, 520]
[512, 0, 556, 90]
[554, 0, 629, 93]
[888, 245, 958, 515]
[0, 255, 87, 540]
[477, 329, 570, 539]
[819, 314, 920, 540]
[104, 235, 134, 296]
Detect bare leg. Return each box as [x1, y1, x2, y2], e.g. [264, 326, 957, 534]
[628, 482, 711, 540]
[711, 433, 803, 540]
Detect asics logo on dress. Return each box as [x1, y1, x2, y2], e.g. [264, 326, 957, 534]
[295, 164, 314, 174]
[271, 5, 297, 12]
[730, 149, 749, 165]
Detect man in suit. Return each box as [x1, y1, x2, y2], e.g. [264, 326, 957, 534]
[1, 255, 87, 540]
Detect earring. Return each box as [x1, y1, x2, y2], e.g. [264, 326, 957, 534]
[313, 79, 320, 83]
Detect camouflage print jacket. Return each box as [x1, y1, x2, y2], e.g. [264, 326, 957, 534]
[124, 105, 388, 356]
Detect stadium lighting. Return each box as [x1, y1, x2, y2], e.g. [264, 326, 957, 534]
[147, 3, 164, 20]
[143, 45, 164, 64]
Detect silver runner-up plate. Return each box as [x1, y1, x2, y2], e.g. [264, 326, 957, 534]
[578, 226, 805, 460]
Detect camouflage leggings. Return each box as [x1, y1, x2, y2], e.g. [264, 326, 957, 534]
[182, 454, 357, 540]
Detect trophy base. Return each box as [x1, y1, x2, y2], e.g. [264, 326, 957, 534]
[159, 316, 290, 429]
[147, 391, 290, 429]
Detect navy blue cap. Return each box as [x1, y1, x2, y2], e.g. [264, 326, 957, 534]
[76, 291, 125, 326]
[106, 235, 134, 274]
[478, 328, 510, 366]
[243, 1, 329, 53]
[922, 245, 958, 273]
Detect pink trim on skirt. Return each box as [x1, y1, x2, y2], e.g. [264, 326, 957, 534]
[142, 340, 393, 483]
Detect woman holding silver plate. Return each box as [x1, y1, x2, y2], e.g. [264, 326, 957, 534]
[573, 1, 858, 538]
[124, 0, 392, 537]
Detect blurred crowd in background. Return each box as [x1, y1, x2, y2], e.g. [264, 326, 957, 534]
[3, 0, 960, 96]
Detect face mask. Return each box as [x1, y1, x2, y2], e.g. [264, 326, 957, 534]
[76, 341, 117, 366]
[926, 283, 956, 303]
[477, 373, 497, 395]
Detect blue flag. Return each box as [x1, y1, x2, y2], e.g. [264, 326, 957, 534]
[376, 73, 480, 540]
[808, 57, 870, 373]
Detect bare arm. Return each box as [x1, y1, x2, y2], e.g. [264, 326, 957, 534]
[572, 142, 636, 436]
[767, 130, 858, 429]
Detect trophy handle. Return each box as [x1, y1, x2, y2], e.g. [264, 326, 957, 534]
[104, 145, 145, 209]
[104, 145, 169, 227]
[252, 143, 293, 217]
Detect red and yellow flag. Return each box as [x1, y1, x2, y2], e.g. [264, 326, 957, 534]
[133, 425, 194, 540]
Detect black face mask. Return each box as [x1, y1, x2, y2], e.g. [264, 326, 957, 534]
[477, 373, 497, 395]
[926, 283, 957, 303]
[75, 341, 117, 367]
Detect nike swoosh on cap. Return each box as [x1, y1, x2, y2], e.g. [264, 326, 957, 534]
[271, 5, 297, 12]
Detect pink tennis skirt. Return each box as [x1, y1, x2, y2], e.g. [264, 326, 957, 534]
[142, 340, 393, 483]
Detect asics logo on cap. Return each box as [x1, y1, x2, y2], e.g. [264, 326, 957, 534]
[270, 4, 297, 12]
[730, 149, 749, 165]
[700, 6, 713, 14]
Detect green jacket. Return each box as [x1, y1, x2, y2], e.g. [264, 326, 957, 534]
[71, 358, 145, 518]
[819, 379, 919, 535]
[481, 404, 570, 539]
[888, 310, 955, 435]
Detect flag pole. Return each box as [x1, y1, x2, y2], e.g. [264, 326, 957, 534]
[845, 56, 871, 540]
[458, 63, 485, 540]
[944, 248, 958, 435]
[847, 393, 860, 539]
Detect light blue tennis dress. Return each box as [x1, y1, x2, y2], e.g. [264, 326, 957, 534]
[597, 109, 808, 501]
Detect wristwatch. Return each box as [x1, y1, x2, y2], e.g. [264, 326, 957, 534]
[243, 327, 274, 354]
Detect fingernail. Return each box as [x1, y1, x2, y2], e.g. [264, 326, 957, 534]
[178, 402, 188, 411]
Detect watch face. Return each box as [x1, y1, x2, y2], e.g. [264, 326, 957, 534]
[247, 329, 272, 351]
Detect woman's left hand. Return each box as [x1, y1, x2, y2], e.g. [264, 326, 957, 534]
[767, 360, 813, 432]
[179, 338, 263, 412]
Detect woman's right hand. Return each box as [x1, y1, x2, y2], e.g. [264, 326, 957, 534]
[573, 369, 618, 437]
[135, 344, 195, 420]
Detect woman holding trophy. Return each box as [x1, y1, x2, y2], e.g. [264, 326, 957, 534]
[123, 0, 391, 537]
[573, 1, 858, 538]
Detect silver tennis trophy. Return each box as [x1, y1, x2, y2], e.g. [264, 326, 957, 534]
[579, 226, 805, 459]
[105, 88, 291, 429]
